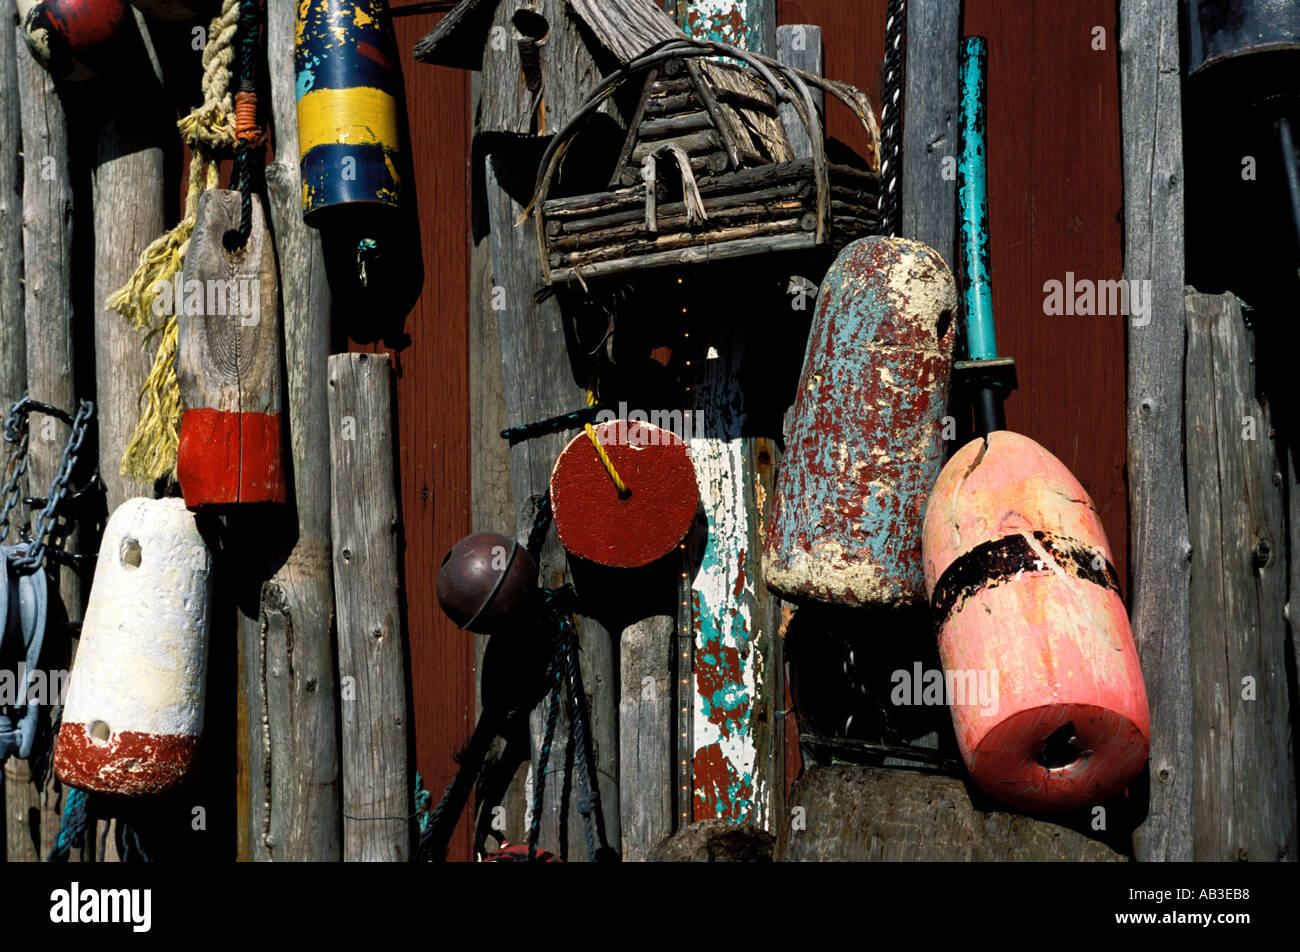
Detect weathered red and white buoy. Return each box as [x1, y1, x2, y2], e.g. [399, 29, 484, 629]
[550, 419, 698, 568]
[763, 235, 957, 607]
[53, 497, 213, 796]
[922, 432, 1150, 811]
[17, 0, 133, 81]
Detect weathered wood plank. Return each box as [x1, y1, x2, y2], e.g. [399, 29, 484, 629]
[486, 148, 620, 860]
[252, 0, 341, 862]
[328, 353, 410, 862]
[776, 25, 822, 161]
[900, 0, 959, 270]
[1119, 0, 1192, 863]
[777, 766, 1127, 861]
[0, 0, 23, 412]
[550, 232, 817, 284]
[1184, 291, 1296, 862]
[12, 16, 90, 862]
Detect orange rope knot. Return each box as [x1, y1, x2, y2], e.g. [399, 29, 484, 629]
[234, 90, 264, 146]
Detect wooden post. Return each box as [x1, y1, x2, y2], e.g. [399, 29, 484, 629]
[9, 13, 88, 862]
[328, 352, 410, 862]
[776, 26, 822, 162]
[1119, 0, 1192, 863]
[467, 74, 526, 857]
[0, 0, 23, 410]
[1184, 291, 1296, 861]
[248, 0, 341, 862]
[901, 0, 960, 269]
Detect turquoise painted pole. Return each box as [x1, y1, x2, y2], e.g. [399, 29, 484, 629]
[958, 37, 996, 361]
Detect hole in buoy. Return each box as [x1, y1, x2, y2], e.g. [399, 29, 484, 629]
[1037, 722, 1088, 770]
[618, 488, 632, 501]
[936, 309, 954, 340]
[512, 9, 549, 39]
[88, 721, 111, 744]
[222, 229, 243, 252]
[120, 538, 142, 569]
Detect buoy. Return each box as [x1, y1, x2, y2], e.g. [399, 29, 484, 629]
[436, 533, 539, 634]
[127, 0, 215, 22]
[17, 0, 133, 81]
[295, 0, 404, 228]
[549, 419, 699, 568]
[53, 498, 213, 796]
[920, 39, 1149, 812]
[175, 190, 288, 508]
[762, 235, 957, 607]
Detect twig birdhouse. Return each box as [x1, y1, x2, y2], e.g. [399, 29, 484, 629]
[531, 36, 881, 286]
[415, 1, 882, 288]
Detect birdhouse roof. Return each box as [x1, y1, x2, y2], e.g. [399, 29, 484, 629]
[414, 0, 686, 71]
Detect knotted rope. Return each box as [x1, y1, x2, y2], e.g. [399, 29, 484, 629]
[111, 0, 241, 485]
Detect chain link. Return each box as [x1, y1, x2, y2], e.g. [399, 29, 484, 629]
[0, 396, 96, 573]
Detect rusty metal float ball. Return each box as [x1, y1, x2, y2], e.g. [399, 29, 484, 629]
[17, 0, 133, 81]
[436, 533, 538, 634]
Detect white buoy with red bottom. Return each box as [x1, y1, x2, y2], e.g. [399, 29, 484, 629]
[53, 497, 213, 796]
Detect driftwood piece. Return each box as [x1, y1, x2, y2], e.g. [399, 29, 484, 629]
[609, 68, 659, 189]
[551, 233, 818, 284]
[1119, 0, 1192, 863]
[486, 151, 620, 860]
[328, 353, 410, 862]
[631, 130, 724, 164]
[10, 20, 91, 861]
[901, 0, 960, 268]
[777, 767, 1127, 861]
[249, 0, 341, 862]
[776, 26, 823, 161]
[640, 110, 714, 139]
[175, 190, 285, 508]
[552, 218, 810, 268]
[685, 59, 740, 169]
[644, 93, 698, 117]
[550, 205, 807, 252]
[1184, 291, 1296, 862]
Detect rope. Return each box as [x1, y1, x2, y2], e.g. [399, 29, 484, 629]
[526, 493, 552, 561]
[878, 0, 905, 238]
[551, 594, 604, 862]
[112, 0, 241, 484]
[47, 787, 89, 862]
[230, 0, 265, 246]
[582, 389, 629, 498]
[528, 652, 564, 862]
[499, 404, 605, 443]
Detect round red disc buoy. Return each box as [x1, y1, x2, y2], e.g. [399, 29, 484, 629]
[17, 0, 133, 81]
[549, 420, 698, 568]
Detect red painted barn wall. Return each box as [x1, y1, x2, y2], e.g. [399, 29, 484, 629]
[350, 3, 474, 862]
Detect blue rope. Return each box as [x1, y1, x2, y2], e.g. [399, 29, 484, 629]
[500, 405, 606, 444]
[47, 787, 88, 862]
[527, 655, 564, 862]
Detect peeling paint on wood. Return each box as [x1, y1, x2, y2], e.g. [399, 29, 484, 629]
[764, 236, 957, 607]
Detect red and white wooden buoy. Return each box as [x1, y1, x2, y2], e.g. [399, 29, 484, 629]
[17, 0, 133, 81]
[53, 497, 213, 796]
[922, 432, 1150, 811]
[549, 419, 698, 568]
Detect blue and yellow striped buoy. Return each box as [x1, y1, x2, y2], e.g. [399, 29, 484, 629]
[295, 0, 403, 227]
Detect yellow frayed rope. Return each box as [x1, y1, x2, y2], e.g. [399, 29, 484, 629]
[111, 0, 239, 484]
[582, 388, 628, 498]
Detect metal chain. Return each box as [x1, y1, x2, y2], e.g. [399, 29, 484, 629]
[879, 0, 906, 238]
[0, 397, 96, 572]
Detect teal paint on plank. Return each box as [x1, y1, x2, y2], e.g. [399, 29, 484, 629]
[958, 36, 996, 360]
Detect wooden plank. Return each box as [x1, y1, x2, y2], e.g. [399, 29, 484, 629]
[0, 0, 22, 412]
[550, 232, 817, 283]
[775, 25, 822, 160]
[11, 18, 91, 861]
[468, 69, 526, 852]
[253, 0, 341, 862]
[1184, 291, 1296, 862]
[900, 0, 959, 270]
[777, 767, 1127, 861]
[552, 182, 810, 234]
[1118, 0, 1192, 863]
[486, 148, 621, 860]
[550, 200, 806, 249]
[553, 217, 810, 268]
[328, 353, 411, 862]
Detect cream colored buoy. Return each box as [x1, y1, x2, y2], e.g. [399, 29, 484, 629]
[53, 498, 212, 796]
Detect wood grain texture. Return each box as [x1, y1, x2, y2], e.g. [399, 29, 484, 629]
[775, 25, 822, 161]
[1184, 292, 1296, 862]
[1118, 0, 1192, 863]
[485, 149, 621, 859]
[0, 0, 23, 410]
[900, 0, 958, 270]
[328, 353, 411, 862]
[777, 766, 1126, 861]
[252, 0, 341, 862]
[619, 611, 674, 860]
[11, 19, 88, 863]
